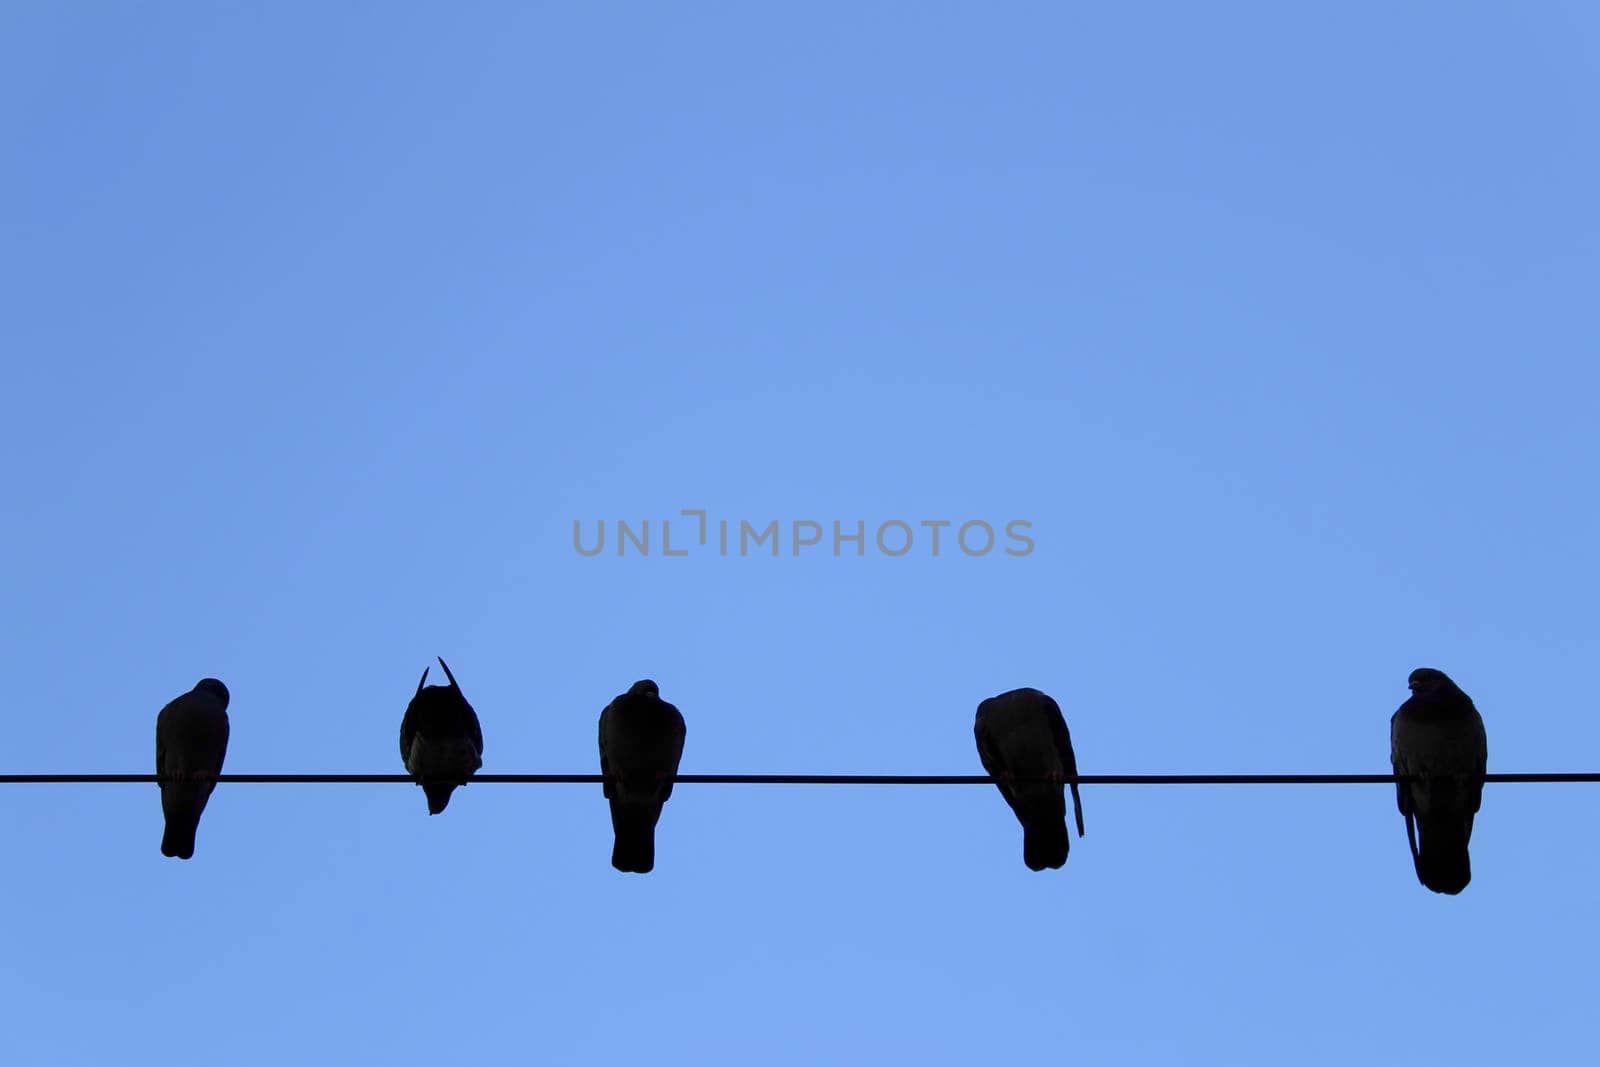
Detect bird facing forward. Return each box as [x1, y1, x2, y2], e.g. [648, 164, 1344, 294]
[598, 680, 687, 874]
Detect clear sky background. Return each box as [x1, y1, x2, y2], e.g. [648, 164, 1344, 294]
[3, 3, 1597, 1064]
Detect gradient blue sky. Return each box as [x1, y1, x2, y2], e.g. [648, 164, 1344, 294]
[3, 3, 1597, 1064]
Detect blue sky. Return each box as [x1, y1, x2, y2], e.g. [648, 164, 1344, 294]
[2, 3, 1597, 1063]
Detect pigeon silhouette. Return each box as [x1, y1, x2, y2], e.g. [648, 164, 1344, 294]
[400, 658, 484, 815]
[1391, 667, 1487, 894]
[156, 678, 231, 859]
[975, 687, 1085, 871]
[598, 680, 686, 873]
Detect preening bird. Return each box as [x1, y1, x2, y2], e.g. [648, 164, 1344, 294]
[974, 687, 1085, 871]
[1390, 667, 1488, 894]
[400, 658, 484, 815]
[598, 679, 687, 874]
[155, 678, 232, 859]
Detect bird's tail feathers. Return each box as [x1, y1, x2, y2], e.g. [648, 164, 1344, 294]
[1021, 818, 1069, 871]
[160, 784, 212, 859]
[610, 802, 660, 874]
[422, 782, 457, 815]
[1416, 814, 1473, 894]
[161, 813, 199, 859]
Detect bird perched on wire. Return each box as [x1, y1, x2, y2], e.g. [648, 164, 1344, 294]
[1390, 667, 1488, 894]
[974, 687, 1086, 871]
[400, 658, 484, 815]
[156, 677, 232, 859]
[598, 679, 687, 874]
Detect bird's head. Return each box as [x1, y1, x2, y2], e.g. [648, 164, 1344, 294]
[629, 679, 660, 698]
[195, 678, 230, 707]
[1407, 667, 1452, 695]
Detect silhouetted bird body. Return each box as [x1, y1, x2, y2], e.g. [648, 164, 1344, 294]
[598, 680, 686, 873]
[400, 658, 483, 815]
[156, 678, 231, 859]
[975, 687, 1085, 871]
[1390, 667, 1488, 894]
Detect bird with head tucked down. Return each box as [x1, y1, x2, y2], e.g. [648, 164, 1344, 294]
[156, 677, 232, 860]
[598, 679, 687, 874]
[974, 687, 1085, 871]
[1390, 667, 1488, 894]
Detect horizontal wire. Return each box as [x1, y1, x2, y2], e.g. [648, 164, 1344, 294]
[0, 773, 1597, 785]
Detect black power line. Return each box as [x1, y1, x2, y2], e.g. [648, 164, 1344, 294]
[1, 772, 1597, 785]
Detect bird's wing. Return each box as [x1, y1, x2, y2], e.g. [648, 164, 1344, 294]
[657, 702, 687, 802]
[1389, 712, 1425, 878]
[211, 710, 229, 774]
[598, 703, 614, 799]
[1390, 711, 1412, 816]
[155, 706, 169, 777]
[157, 693, 229, 774]
[1467, 708, 1488, 813]
[399, 712, 416, 768]
[973, 715, 1001, 774]
[400, 666, 428, 764]
[974, 712, 1022, 816]
[1043, 696, 1086, 838]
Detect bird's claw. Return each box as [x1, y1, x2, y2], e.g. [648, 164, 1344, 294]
[165, 769, 216, 786]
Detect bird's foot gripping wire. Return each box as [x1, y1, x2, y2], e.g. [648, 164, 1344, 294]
[162, 769, 215, 786]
